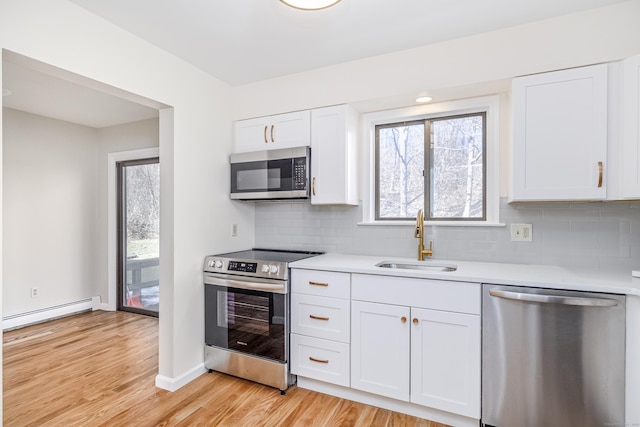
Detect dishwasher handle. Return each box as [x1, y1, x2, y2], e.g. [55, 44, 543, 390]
[489, 289, 619, 307]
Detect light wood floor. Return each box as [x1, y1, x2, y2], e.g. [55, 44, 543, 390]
[3, 311, 450, 426]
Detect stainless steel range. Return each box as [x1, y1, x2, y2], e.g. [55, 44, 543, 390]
[203, 248, 321, 393]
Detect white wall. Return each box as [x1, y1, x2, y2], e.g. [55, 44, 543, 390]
[0, 0, 255, 396]
[2, 108, 98, 316]
[233, 1, 640, 119]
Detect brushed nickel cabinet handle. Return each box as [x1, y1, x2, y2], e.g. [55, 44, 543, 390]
[598, 161, 603, 188]
[310, 315, 330, 321]
[263, 126, 268, 143]
[312, 177, 316, 196]
[401, 316, 407, 323]
[270, 125, 275, 142]
[412, 318, 419, 325]
[309, 357, 329, 364]
[308, 281, 328, 287]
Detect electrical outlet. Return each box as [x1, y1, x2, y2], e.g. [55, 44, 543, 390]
[231, 223, 238, 237]
[31, 287, 39, 298]
[511, 223, 533, 242]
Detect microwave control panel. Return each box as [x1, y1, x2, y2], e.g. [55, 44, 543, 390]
[293, 157, 307, 190]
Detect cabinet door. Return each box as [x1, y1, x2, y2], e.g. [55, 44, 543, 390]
[311, 105, 359, 205]
[511, 64, 608, 201]
[234, 111, 310, 153]
[622, 54, 640, 197]
[351, 301, 410, 401]
[234, 116, 272, 153]
[410, 308, 480, 418]
[270, 110, 311, 149]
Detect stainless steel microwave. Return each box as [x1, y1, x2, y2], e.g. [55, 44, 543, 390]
[230, 146, 310, 200]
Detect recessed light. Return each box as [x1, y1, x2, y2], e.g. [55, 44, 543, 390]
[2, 88, 12, 97]
[416, 96, 432, 103]
[280, 0, 342, 10]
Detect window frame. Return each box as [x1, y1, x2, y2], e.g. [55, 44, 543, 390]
[361, 95, 501, 227]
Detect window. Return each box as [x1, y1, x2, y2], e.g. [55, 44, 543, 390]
[376, 113, 486, 221]
[363, 96, 500, 226]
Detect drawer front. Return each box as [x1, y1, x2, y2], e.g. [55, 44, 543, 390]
[290, 334, 350, 387]
[291, 293, 350, 343]
[351, 274, 481, 315]
[291, 269, 350, 299]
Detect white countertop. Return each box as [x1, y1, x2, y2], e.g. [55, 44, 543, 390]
[289, 253, 640, 296]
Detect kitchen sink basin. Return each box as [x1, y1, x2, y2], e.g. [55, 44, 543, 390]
[375, 261, 457, 272]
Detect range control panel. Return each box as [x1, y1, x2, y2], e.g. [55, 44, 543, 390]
[203, 256, 286, 280]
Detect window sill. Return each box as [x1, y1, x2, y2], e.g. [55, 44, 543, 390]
[357, 220, 506, 227]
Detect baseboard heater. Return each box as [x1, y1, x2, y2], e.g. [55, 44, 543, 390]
[2, 297, 101, 331]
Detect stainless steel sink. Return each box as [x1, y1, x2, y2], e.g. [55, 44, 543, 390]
[375, 261, 457, 272]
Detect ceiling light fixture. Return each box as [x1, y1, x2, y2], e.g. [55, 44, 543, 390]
[280, 0, 342, 10]
[416, 96, 432, 103]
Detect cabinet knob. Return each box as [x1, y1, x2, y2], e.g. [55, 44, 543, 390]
[401, 316, 407, 323]
[412, 318, 419, 325]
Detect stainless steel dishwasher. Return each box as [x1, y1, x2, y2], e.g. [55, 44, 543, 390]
[482, 284, 626, 427]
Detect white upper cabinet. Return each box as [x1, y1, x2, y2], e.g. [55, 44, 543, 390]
[310, 105, 359, 205]
[511, 64, 608, 201]
[234, 110, 311, 153]
[621, 54, 640, 198]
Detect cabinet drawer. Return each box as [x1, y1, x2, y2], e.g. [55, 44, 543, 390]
[291, 269, 350, 299]
[290, 334, 350, 387]
[352, 274, 480, 315]
[291, 293, 350, 343]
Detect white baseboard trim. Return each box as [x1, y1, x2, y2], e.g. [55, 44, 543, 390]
[297, 377, 478, 427]
[155, 363, 206, 392]
[2, 296, 101, 331]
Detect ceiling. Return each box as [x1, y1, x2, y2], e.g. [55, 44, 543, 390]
[2, 0, 631, 128]
[70, 0, 630, 86]
[2, 58, 159, 128]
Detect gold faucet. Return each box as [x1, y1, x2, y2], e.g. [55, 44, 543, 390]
[415, 209, 433, 261]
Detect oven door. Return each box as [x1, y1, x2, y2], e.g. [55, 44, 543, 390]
[205, 279, 288, 363]
[229, 147, 309, 200]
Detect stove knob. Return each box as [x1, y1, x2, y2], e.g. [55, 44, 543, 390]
[208, 260, 215, 268]
[269, 265, 279, 274]
[214, 260, 223, 269]
[261, 264, 270, 273]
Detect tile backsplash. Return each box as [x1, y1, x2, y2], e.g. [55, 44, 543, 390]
[255, 198, 640, 272]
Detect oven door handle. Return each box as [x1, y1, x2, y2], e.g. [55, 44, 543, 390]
[204, 274, 286, 293]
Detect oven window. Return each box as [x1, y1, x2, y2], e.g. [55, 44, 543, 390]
[205, 285, 287, 362]
[220, 292, 270, 336]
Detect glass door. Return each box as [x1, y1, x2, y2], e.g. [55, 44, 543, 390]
[117, 158, 160, 316]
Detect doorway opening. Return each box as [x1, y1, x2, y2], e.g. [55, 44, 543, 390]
[117, 157, 160, 316]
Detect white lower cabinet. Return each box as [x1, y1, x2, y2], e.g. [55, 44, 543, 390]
[351, 301, 410, 401]
[351, 301, 480, 418]
[291, 269, 481, 422]
[290, 269, 351, 387]
[410, 308, 481, 418]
